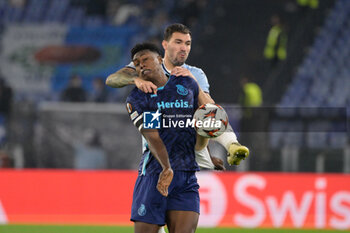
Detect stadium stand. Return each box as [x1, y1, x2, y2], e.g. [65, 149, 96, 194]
[266, 0, 349, 172]
[0, 0, 348, 173]
[0, 0, 212, 169]
[277, 0, 349, 147]
[281, 0, 350, 107]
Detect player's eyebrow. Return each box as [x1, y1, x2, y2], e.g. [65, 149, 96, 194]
[175, 38, 191, 44]
[132, 51, 146, 61]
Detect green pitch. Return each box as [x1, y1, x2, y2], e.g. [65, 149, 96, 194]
[0, 225, 349, 233]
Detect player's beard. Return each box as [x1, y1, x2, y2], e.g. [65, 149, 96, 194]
[172, 54, 187, 66]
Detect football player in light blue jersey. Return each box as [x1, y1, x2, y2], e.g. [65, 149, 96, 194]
[106, 23, 249, 171]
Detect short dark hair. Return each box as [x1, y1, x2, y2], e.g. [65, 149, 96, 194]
[163, 23, 191, 41]
[131, 42, 162, 59]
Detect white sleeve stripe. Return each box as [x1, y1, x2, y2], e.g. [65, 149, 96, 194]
[138, 123, 143, 131]
[133, 114, 143, 125]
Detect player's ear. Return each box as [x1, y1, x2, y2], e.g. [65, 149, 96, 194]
[162, 40, 167, 50]
[157, 55, 162, 64]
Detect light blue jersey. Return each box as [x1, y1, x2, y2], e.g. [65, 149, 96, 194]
[126, 61, 210, 93]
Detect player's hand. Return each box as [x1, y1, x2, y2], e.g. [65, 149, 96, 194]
[211, 156, 226, 171]
[157, 167, 174, 197]
[171, 67, 197, 81]
[134, 77, 157, 94]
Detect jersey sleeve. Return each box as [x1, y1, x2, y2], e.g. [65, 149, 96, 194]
[126, 61, 136, 70]
[126, 92, 146, 132]
[191, 68, 210, 93]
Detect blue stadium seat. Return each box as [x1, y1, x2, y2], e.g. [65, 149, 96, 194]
[64, 7, 85, 26]
[44, 0, 70, 23]
[85, 16, 106, 27]
[280, 0, 350, 114]
[22, 0, 48, 22]
[3, 5, 23, 22]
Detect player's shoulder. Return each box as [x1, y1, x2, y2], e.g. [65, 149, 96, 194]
[170, 75, 198, 90]
[126, 87, 145, 102]
[182, 63, 205, 74]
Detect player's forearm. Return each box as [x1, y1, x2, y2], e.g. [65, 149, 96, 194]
[150, 143, 172, 170]
[105, 68, 138, 88]
[143, 130, 172, 169]
[198, 90, 215, 105]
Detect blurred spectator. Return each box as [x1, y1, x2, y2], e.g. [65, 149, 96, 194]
[238, 76, 264, 140]
[296, 0, 319, 10]
[0, 77, 13, 116]
[0, 150, 12, 168]
[74, 129, 107, 169]
[263, 14, 288, 68]
[239, 77, 263, 107]
[60, 74, 87, 102]
[239, 77, 268, 171]
[90, 77, 109, 102]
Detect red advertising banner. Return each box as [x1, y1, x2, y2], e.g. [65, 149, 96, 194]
[0, 170, 349, 229]
[197, 172, 350, 230]
[0, 170, 135, 225]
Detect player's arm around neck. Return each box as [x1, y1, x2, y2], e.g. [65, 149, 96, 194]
[106, 67, 138, 88]
[141, 129, 173, 197]
[106, 67, 158, 93]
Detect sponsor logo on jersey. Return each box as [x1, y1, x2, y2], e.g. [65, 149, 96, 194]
[176, 84, 188, 96]
[157, 100, 192, 110]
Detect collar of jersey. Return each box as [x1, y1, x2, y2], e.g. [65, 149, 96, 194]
[162, 62, 171, 76]
[150, 74, 171, 98]
[161, 61, 187, 76]
[152, 61, 187, 98]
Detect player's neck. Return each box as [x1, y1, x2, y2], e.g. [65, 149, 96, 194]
[163, 58, 175, 72]
[152, 72, 168, 88]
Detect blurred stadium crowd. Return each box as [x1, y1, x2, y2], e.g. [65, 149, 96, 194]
[0, 0, 348, 173]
